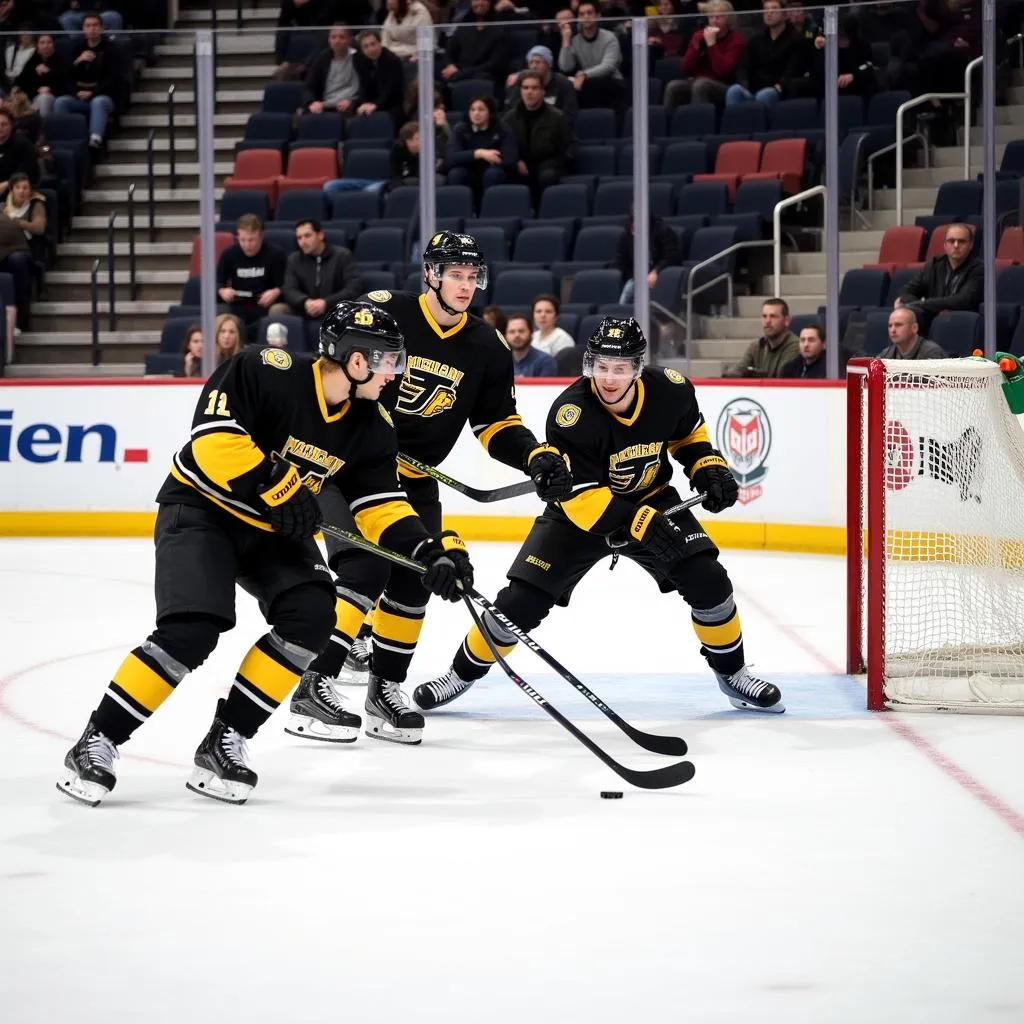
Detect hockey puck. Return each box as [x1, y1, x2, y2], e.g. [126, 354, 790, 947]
[600, 791, 623, 799]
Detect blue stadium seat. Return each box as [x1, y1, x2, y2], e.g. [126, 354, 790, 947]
[576, 313, 606, 345]
[346, 112, 395, 142]
[886, 267, 918, 306]
[383, 187, 419, 222]
[514, 226, 569, 263]
[359, 270, 397, 293]
[492, 269, 555, 307]
[275, 189, 328, 224]
[296, 112, 344, 143]
[839, 268, 891, 310]
[538, 183, 590, 220]
[469, 225, 508, 263]
[331, 190, 382, 221]
[262, 82, 306, 114]
[572, 224, 622, 264]
[676, 181, 728, 219]
[218, 189, 270, 228]
[575, 144, 616, 177]
[436, 185, 474, 219]
[669, 104, 716, 139]
[343, 149, 391, 180]
[240, 112, 293, 145]
[932, 180, 983, 218]
[575, 108, 617, 142]
[480, 184, 532, 219]
[660, 141, 708, 179]
[354, 226, 407, 264]
[770, 98, 819, 133]
[863, 309, 892, 355]
[931, 311, 982, 357]
[256, 314, 307, 349]
[159, 316, 197, 354]
[719, 101, 768, 138]
[733, 179, 783, 229]
[593, 181, 636, 217]
[617, 143, 662, 177]
[622, 105, 668, 140]
[450, 78, 495, 112]
[569, 269, 623, 307]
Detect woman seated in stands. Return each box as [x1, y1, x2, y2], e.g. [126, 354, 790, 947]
[381, 0, 435, 62]
[181, 324, 203, 378]
[531, 293, 576, 357]
[3, 171, 46, 262]
[0, 169, 37, 331]
[213, 313, 244, 365]
[443, 94, 515, 212]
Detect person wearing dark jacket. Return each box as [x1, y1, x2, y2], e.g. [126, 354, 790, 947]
[895, 222, 984, 336]
[440, 0, 509, 94]
[352, 29, 405, 128]
[216, 214, 288, 337]
[615, 210, 682, 304]
[725, 0, 801, 108]
[780, 323, 827, 378]
[443, 94, 516, 211]
[808, 15, 877, 100]
[53, 13, 119, 147]
[272, 218, 363, 346]
[0, 107, 38, 189]
[501, 71, 575, 207]
[504, 45, 578, 129]
[15, 33, 67, 118]
[275, 0, 331, 67]
[304, 25, 360, 115]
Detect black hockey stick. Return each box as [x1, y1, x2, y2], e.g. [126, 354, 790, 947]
[318, 524, 695, 785]
[398, 453, 536, 502]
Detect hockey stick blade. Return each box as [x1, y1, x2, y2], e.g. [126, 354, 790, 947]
[462, 595, 695, 789]
[398, 454, 536, 502]
[318, 522, 690, 758]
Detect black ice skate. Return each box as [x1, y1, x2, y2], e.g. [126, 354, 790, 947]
[337, 633, 371, 685]
[413, 666, 476, 711]
[186, 699, 258, 804]
[365, 674, 424, 744]
[57, 718, 119, 806]
[285, 671, 361, 742]
[716, 666, 785, 713]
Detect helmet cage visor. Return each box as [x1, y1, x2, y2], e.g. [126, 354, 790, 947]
[426, 262, 488, 291]
[583, 351, 645, 380]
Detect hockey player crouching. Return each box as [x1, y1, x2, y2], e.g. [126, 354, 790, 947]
[57, 301, 474, 807]
[290, 230, 573, 745]
[415, 317, 786, 714]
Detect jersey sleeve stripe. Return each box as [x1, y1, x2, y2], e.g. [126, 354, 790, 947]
[169, 460, 272, 531]
[191, 419, 246, 437]
[348, 490, 408, 513]
[473, 415, 525, 450]
[559, 486, 615, 531]
[353, 499, 419, 545]
[669, 418, 711, 452]
[190, 431, 267, 490]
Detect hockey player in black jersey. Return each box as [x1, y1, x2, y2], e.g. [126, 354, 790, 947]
[295, 230, 573, 744]
[57, 300, 475, 807]
[415, 316, 786, 715]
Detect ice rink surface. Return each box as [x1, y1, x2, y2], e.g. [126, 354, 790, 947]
[1, 538, 1023, 1024]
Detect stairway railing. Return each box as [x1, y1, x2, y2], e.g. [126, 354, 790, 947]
[107, 212, 117, 331]
[127, 184, 139, 301]
[90, 258, 101, 365]
[167, 85, 177, 190]
[146, 130, 157, 242]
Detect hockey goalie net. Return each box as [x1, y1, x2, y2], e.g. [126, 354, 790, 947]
[847, 357, 1024, 713]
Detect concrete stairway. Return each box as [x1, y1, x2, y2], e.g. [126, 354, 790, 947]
[8, 0, 281, 376]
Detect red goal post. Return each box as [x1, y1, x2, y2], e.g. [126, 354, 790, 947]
[847, 356, 1024, 714]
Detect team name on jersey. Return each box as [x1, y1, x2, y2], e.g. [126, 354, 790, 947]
[277, 437, 346, 493]
[608, 441, 664, 493]
[405, 356, 465, 386]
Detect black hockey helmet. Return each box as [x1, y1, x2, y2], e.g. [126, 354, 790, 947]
[583, 316, 648, 378]
[422, 230, 488, 314]
[319, 300, 406, 385]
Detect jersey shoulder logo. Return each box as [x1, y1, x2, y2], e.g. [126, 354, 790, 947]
[555, 403, 582, 428]
[664, 368, 686, 384]
[378, 405, 394, 427]
[367, 289, 392, 303]
[261, 348, 292, 370]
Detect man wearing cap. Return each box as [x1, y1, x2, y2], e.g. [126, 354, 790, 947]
[504, 44, 579, 127]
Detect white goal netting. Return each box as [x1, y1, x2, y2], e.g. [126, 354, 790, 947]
[866, 358, 1024, 712]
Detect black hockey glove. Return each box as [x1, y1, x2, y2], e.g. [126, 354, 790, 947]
[626, 504, 691, 565]
[417, 530, 474, 602]
[258, 461, 323, 540]
[526, 445, 573, 502]
[690, 455, 739, 514]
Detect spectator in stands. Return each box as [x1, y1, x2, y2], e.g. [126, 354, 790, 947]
[3, 171, 45, 263]
[440, 0, 509, 95]
[725, 0, 800, 109]
[648, 0, 687, 59]
[857, 2, 916, 92]
[808, 15, 876, 101]
[54, 12, 118, 149]
[216, 214, 288, 338]
[274, 218, 363, 341]
[305, 24, 360, 116]
[275, 0, 331, 69]
[531, 293, 576, 357]
[780, 323, 826, 378]
[0, 108, 36, 188]
[507, 313, 559, 377]
[386, 122, 422, 190]
[0, 173, 32, 329]
[353, 29, 405, 127]
[880, 307, 948, 360]
[214, 313, 245, 366]
[266, 321, 290, 348]
[916, 0, 981, 145]
[483, 303, 507, 334]
[665, 0, 743, 110]
[58, 2, 123, 33]
[444, 94, 515, 210]
[722, 298, 799, 377]
[181, 324, 203, 378]
[615, 206, 682, 304]
[402, 82, 451, 164]
[16, 33, 66, 118]
[382, 0, 434, 62]
[502, 71, 574, 207]
[505, 45, 578, 128]
[557, 0, 626, 111]
[895, 222, 983, 335]
[5, 26, 35, 86]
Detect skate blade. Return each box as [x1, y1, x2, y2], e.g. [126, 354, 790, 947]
[726, 696, 786, 714]
[185, 767, 253, 804]
[56, 770, 109, 806]
[335, 664, 369, 686]
[284, 713, 360, 743]
[363, 713, 422, 745]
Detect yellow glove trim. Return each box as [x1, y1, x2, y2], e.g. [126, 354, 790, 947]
[629, 505, 659, 542]
[689, 455, 729, 477]
[259, 465, 302, 507]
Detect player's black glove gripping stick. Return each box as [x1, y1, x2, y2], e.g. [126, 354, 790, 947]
[398, 453, 536, 503]
[318, 522, 696, 790]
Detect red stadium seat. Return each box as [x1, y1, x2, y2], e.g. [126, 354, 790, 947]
[223, 149, 283, 210]
[692, 141, 762, 202]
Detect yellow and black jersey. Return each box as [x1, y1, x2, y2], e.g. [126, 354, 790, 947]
[546, 367, 722, 536]
[156, 347, 428, 553]
[362, 289, 540, 475]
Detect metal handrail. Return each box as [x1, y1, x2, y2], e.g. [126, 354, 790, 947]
[146, 129, 157, 242]
[90, 258, 101, 366]
[773, 185, 826, 297]
[167, 85, 177, 190]
[236, 0, 243, 29]
[896, 92, 967, 226]
[106, 212, 117, 332]
[867, 133, 926, 210]
[127, 184, 138, 301]
[963, 56, 984, 180]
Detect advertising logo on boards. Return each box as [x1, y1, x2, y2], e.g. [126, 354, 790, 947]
[0, 410, 148, 464]
[715, 398, 771, 505]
